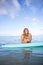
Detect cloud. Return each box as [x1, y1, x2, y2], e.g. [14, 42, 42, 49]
[0, 0, 43, 19]
[12, 0, 20, 10]
[30, 6, 38, 14]
[25, 0, 43, 14]
[25, 0, 30, 6]
[0, 8, 7, 14]
[32, 18, 39, 22]
[25, 0, 39, 14]
[31, 18, 40, 31]
[0, 0, 5, 3]
[0, 0, 21, 18]
[30, 17, 43, 35]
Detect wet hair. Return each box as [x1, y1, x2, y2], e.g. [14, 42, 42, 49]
[23, 28, 29, 34]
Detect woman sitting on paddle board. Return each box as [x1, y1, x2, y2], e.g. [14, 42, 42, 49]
[21, 28, 32, 43]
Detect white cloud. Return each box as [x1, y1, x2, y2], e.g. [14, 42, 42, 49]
[25, 0, 30, 6]
[0, 8, 7, 14]
[30, 6, 38, 14]
[25, 0, 38, 14]
[0, 0, 21, 18]
[30, 17, 43, 35]
[31, 18, 38, 29]
[32, 18, 39, 22]
[9, 13, 15, 19]
[0, 0, 5, 3]
[12, 0, 20, 10]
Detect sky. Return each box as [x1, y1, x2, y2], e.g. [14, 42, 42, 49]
[0, 0, 43, 36]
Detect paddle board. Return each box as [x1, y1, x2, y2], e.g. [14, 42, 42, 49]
[1, 42, 43, 48]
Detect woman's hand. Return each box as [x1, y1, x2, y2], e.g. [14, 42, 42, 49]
[23, 38, 30, 43]
[26, 39, 30, 43]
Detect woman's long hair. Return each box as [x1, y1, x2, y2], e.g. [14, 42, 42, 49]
[23, 28, 29, 35]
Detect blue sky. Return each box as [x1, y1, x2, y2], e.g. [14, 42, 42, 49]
[0, 0, 43, 36]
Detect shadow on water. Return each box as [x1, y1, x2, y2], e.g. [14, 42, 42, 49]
[0, 47, 43, 65]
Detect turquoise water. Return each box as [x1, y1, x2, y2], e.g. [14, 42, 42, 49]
[0, 36, 43, 65]
[0, 47, 43, 65]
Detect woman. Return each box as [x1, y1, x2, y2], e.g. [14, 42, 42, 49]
[21, 28, 32, 43]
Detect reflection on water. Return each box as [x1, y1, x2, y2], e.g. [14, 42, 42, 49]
[0, 48, 43, 65]
[22, 49, 32, 59]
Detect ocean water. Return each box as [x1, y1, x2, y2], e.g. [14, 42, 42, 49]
[0, 36, 43, 65]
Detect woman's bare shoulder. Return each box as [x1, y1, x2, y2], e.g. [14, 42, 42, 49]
[21, 34, 24, 36]
[21, 34, 24, 38]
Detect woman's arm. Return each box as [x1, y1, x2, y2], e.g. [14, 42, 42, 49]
[21, 35, 27, 43]
[28, 33, 32, 42]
